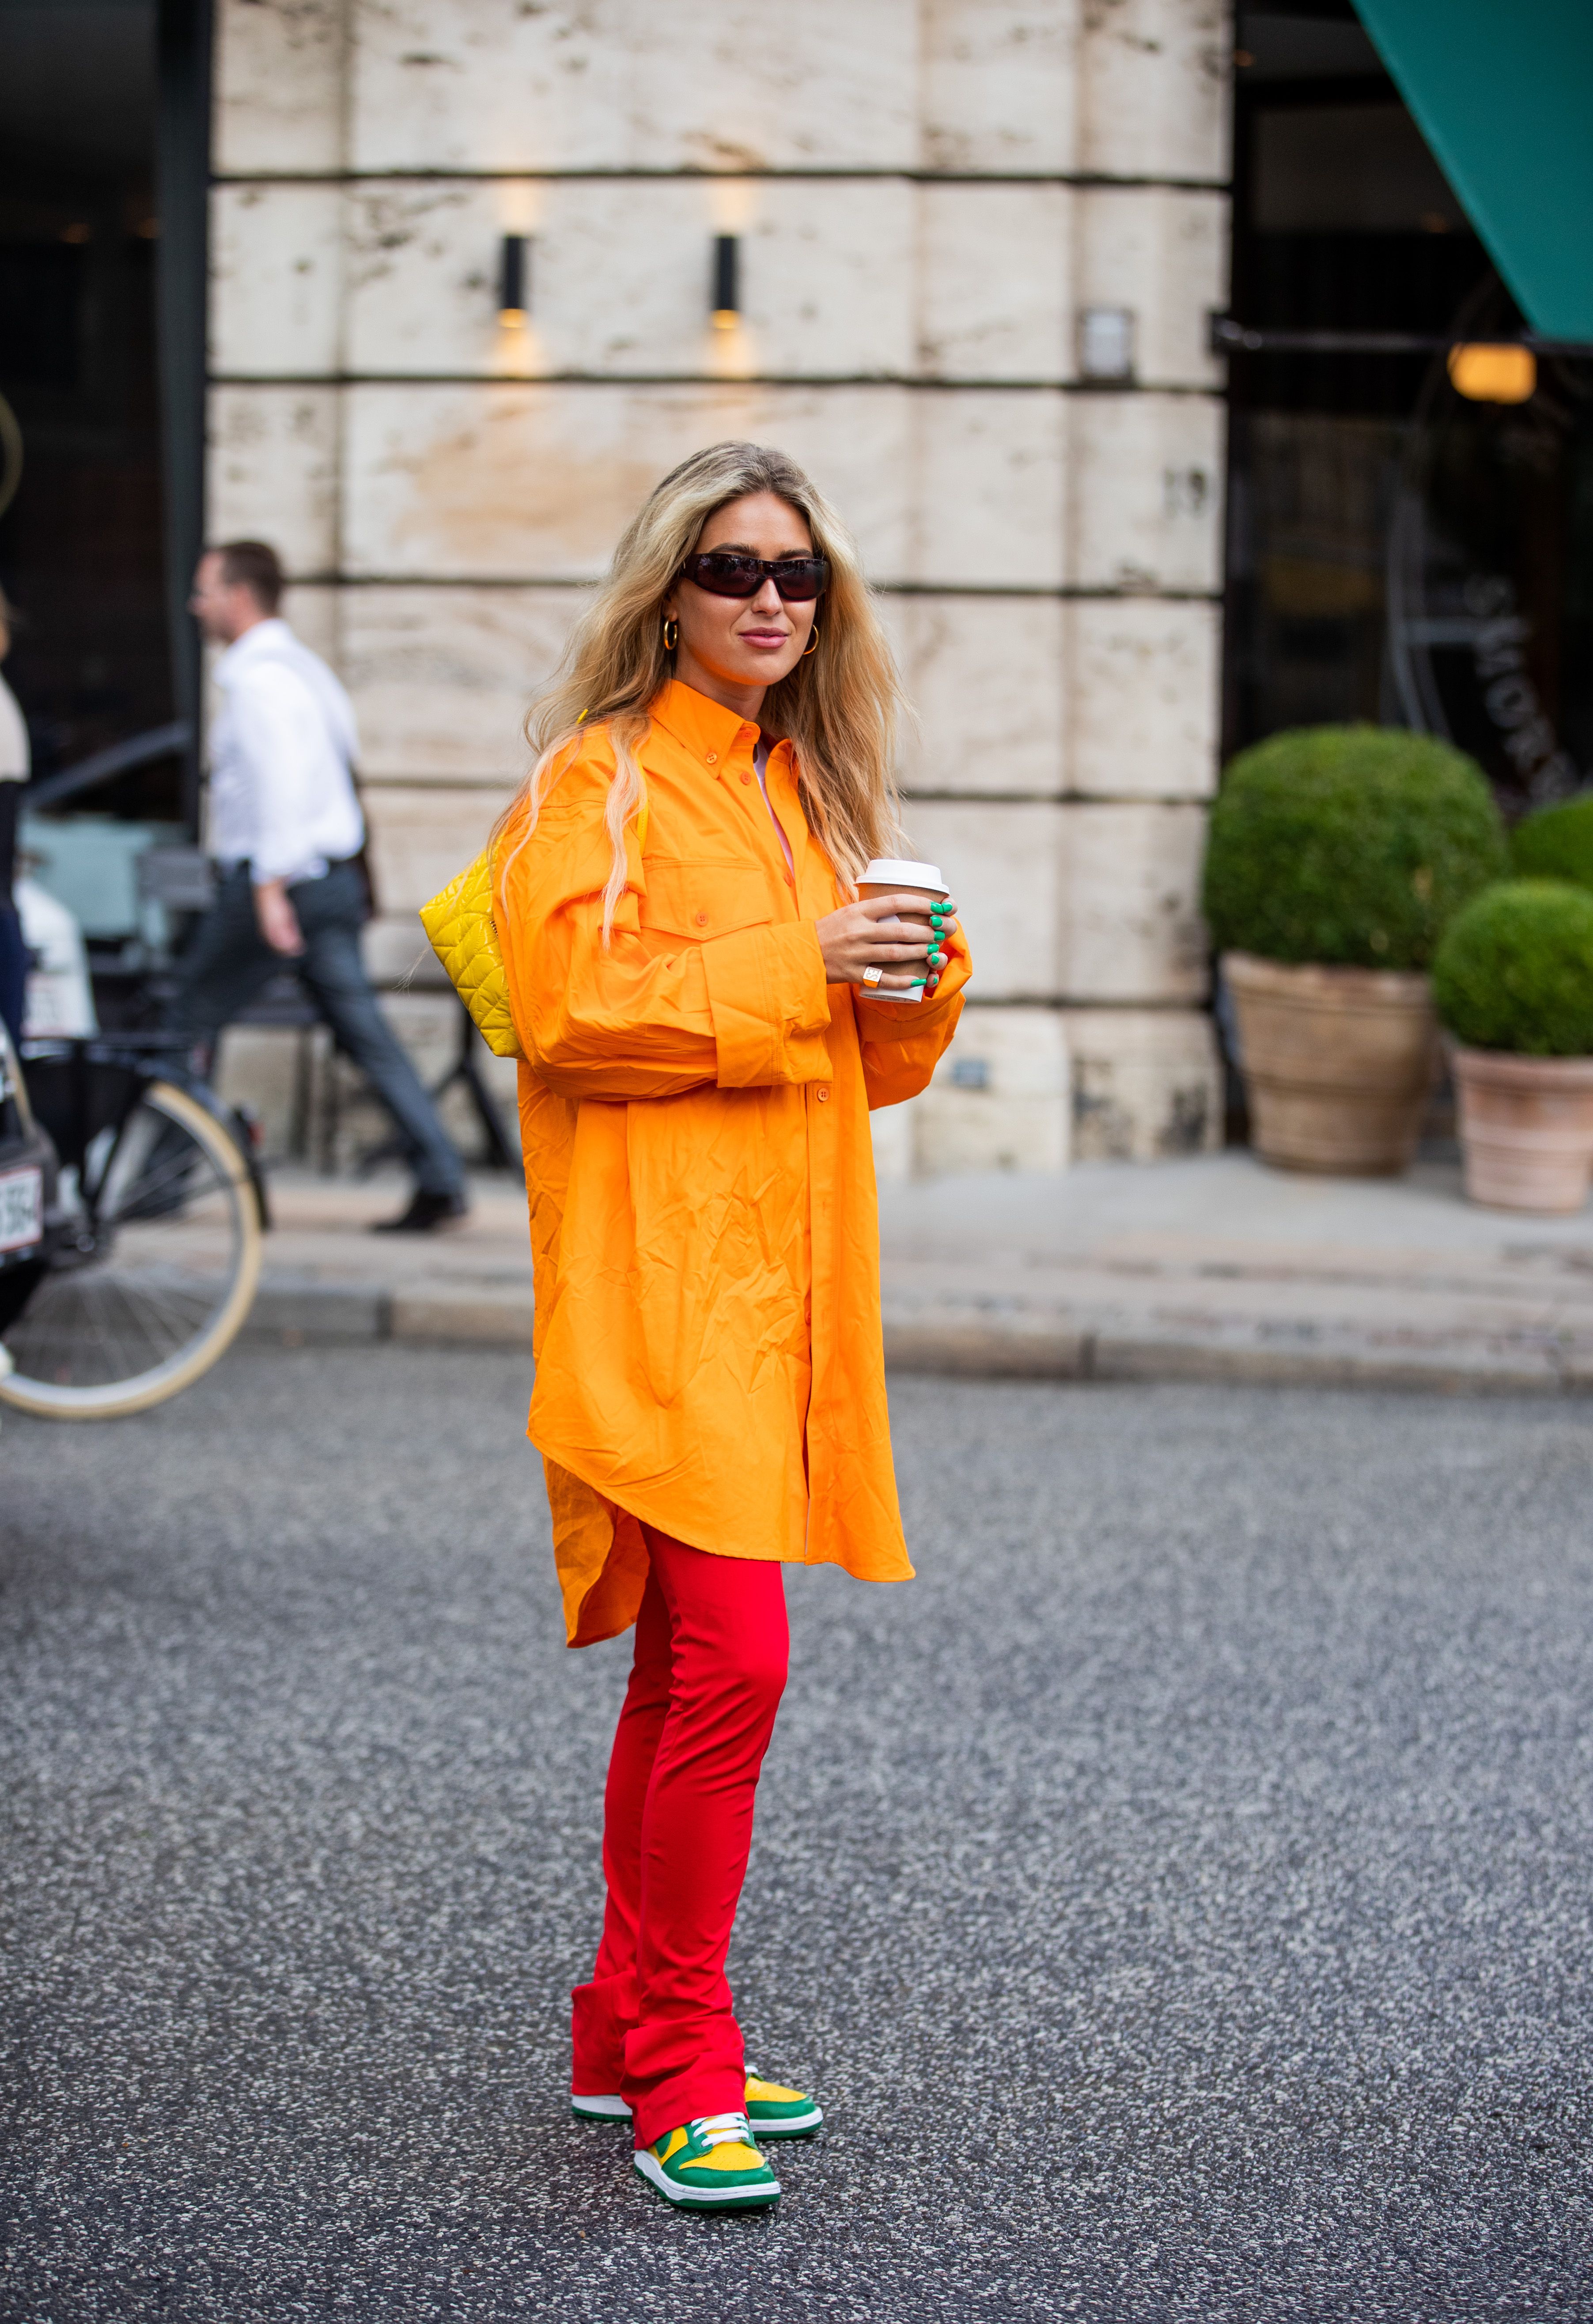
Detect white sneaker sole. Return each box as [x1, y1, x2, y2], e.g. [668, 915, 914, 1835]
[633, 2147, 781, 2210]
[571, 2092, 631, 2122]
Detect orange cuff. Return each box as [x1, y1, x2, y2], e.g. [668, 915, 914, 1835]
[703, 920, 832, 1088]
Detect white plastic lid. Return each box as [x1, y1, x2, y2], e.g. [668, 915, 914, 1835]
[858, 858, 949, 894]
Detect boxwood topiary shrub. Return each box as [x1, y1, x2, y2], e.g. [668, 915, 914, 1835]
[1203, 725, 1508, 970]
[1510, 793, 1593, 893]
[1431, 880, 1593, 1056]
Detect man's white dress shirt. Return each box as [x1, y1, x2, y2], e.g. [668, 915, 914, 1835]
[208, 618, 363, 886]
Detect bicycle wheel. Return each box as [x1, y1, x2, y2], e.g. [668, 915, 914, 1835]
[0, 1078, 262, 1419]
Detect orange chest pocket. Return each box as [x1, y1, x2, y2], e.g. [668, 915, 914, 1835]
[638, 860, 779, 941]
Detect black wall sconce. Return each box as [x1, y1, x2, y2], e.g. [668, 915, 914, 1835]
[499, 234, 530, 325]
[711, 235, 739, 331]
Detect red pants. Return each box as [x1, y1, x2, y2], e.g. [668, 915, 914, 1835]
[571, 1527, 789, 2149]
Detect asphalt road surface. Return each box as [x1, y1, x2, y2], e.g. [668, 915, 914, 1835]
[4, 1347, 1593, 2321]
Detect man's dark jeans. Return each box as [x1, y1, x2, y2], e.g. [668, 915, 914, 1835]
[171, 863, 465, 1199]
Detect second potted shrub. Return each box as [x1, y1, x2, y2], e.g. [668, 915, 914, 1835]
[1431, 879, 1593, 1213]
[1203, 726, 1508, 1173]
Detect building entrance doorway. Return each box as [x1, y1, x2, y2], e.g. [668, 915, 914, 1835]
[1224, 0, 1593, 812]
[0, 0, 175, 810]
[0, 0, 211, 1019]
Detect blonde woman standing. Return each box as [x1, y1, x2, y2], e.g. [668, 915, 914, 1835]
[495, 443, 970, 2211]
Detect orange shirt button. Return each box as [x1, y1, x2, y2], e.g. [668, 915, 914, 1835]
[694, 910, 708, 927]
[705, 750, 718, 764]
[816, 1087, 830, 1103]
[740, 769, 751, 784]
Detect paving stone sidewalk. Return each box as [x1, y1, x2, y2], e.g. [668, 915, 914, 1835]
[250, 1151, 1593, 1397]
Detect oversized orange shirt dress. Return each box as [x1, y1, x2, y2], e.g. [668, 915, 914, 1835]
[496, 680, 971, 1648]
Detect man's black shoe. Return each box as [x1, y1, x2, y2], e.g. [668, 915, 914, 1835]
[370, 1189, 469, 1235]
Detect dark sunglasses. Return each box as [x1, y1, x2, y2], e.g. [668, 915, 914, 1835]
[678, 552, 829, 602]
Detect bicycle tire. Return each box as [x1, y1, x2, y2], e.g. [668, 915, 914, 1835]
[0, 1079, 262, 1420]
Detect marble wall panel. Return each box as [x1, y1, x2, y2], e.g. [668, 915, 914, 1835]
[1063, 1004, 1222, 1158]
[916, 185, 1070, 381]
[343, 179, 916, 381]
[364, 914, 450, 988]
[920, 0, 1080, 174]
[213, 0, 345, 177]
[1078, 0, 1229, 184]
[349, 0, 919, 176]
[343, 383, 738, 580]
[1066, 391, 1225, 593]
[207, 386, 341, 577]
[343, 382, 936, 582]
[339, 586, 589, 781]
[912, 391, 1066, 588]
[280, 583, 342, 669]
[1059, 800, 1209, 1000]
[212, 1024, 318, 1159]
[745, 183, 917, 379]
[895, 594, 1065, 797]
[344, 182, 499, 378]
[1065, 598, 1219, 799]
[916, 1004, 1071, 1173]
[898, 799, 1064, 999]
[1075, 187, 1227, 390]
[211, 185, 344, 379]
[360, 780, 516, 914]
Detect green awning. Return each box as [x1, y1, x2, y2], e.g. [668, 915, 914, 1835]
[1354, 0, 1593, 342]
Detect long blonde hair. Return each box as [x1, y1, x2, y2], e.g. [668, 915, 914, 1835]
[496, 441, 905, 935]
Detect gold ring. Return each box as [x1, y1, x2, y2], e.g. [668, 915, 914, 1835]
[862, 965, 883, 988]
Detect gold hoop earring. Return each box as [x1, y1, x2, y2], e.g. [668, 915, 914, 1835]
[663, 613, 679, 652]
[802, 624, 820, 658]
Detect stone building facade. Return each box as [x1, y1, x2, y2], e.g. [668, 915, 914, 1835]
[207, 0, 1230, 1175]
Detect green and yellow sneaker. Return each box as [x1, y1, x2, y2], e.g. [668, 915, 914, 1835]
[632, 2111, 781, 2210]
[570, 2091, 630, 2123]
[743, 2063, 824, 2139]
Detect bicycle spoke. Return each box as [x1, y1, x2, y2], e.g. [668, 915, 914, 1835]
[3, 1084, 259, 1411]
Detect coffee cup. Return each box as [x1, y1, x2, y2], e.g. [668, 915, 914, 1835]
[856, 857, 952, 1003]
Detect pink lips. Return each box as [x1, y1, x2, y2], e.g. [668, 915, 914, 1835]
[741, 630, 788, 648]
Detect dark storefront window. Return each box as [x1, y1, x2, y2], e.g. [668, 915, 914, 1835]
[0, 0, 178, 816]
[1225, 3, 1593, 815]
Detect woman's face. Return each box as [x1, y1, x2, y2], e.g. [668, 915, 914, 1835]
[665, 492, 819, 697]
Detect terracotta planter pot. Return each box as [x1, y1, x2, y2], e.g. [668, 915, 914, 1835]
[1449, 1046, 1593, 1213]
[1223, 951, 1438, 1176]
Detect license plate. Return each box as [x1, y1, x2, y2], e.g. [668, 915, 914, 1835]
[0, 1166, 43, 1255]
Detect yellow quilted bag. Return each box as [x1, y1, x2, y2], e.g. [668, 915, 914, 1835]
[420, 845, 523, 1060]
[420, 783, 649, 1063]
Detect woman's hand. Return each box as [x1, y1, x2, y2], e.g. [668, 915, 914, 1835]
[814, 893, 960, 998]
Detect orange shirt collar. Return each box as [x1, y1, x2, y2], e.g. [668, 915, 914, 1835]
[649, 678, 791, 775]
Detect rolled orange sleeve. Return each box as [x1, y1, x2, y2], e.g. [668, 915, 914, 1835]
[856, 927, 972, 1108]
[702, 919, 832, 1089]
[500, 791, 834, 1099]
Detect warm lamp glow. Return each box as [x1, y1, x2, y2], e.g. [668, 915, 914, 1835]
[1447, 343, 1536, 404]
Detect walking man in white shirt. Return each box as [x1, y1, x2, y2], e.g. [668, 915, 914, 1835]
[176, 541, 468, 1232]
